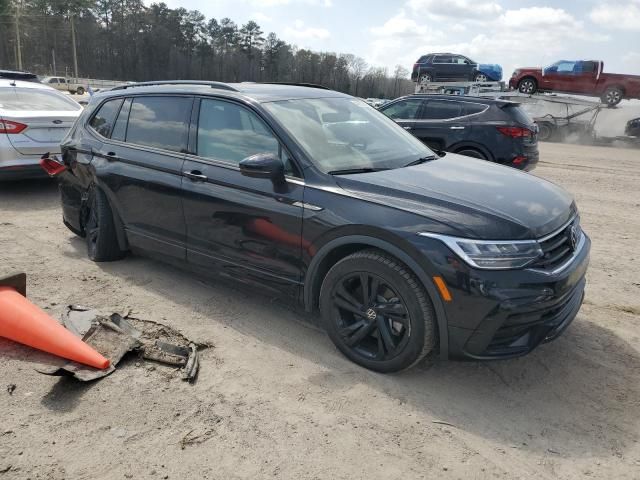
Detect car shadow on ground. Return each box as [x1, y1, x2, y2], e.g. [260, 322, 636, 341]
[58, 242, 640, 461]
[0, 179, 58, 213]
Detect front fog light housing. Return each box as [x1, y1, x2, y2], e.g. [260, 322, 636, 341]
[419, 233, 543, 270]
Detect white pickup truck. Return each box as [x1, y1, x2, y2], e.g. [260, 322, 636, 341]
[40, 76, 86, 95]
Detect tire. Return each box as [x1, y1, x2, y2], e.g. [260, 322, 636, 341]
[537, 122, 554, 142]
[76, 86, 85, 95]
[85, 187, 126, 262]
[319, 249, 436, 373]
[474, 73, 489, 82]
[419, 73, 432, 84]
[601, 86, 623, 107]
[518, 78, 537, 94]
[456, 148, 487, 160]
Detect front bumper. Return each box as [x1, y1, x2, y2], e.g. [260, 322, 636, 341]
[412, 233, 590, 360]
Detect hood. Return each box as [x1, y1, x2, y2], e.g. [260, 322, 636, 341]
[335, 153, 576, 240]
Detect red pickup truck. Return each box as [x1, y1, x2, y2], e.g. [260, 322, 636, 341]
[509, 60, 640, 107]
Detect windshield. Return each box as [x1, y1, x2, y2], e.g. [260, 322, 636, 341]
[0, 87, 82, 112]
[263, 97, 435, 173]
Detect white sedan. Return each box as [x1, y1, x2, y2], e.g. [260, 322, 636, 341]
[0, 79, 83, 180]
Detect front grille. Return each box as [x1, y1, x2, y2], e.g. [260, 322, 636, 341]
[531, 218, 581, 270]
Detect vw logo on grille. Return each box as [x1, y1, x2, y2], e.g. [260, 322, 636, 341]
[569, 224, 579, 251]
[366, 308, 377, 321]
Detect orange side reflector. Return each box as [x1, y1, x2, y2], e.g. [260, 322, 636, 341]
[433, 276, 452, 302]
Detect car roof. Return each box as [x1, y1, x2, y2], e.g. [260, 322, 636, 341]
[0, 79, 56, 90]
[403, 94, 518, 106]
[93, 82, 351, 103]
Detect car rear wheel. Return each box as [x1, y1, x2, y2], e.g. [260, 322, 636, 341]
[537, 122, 555, 142]
[85, 187, 126, 262]
[518, 78, 537, 94]
[456, 148, 487, 160]
[319, 249, 436, 373]
[419, 73, 432, 84]
[601, 87, 623, 107]
[76, 86, 85, 95]
[474, 73, 488, 82]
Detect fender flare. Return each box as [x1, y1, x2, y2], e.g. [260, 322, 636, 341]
[449, 142, 494, 162]
[304, 235, 449, 359]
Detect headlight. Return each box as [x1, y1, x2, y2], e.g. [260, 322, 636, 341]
[419, 233, 543, 270]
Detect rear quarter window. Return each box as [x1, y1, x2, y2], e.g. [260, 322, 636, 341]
[89, 98, 124, 138]
[461, 103, 488, 116]
[503, 105, 534, 126]
[420, 100, 462, 120]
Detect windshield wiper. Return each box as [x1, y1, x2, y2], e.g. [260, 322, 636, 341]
[328, 167, 389, 175]
[403, 155, 439, 168]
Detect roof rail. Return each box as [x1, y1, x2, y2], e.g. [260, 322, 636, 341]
[111, 80, 239, 91]
[252, 82, 332, 90]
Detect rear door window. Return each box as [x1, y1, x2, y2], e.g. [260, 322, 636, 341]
[433, 55, 452, 64]
[126, 96, 192, 152]
[89, 98, 124, 138]
[420, 100, 462, 120]
[381, 99, 424, 120]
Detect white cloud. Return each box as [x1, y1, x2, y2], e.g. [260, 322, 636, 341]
[590, 1, 640, 31]
[407, 0, 502, 19]
[284, 19, 330, 40]
[252, 12, 272, 22]
[623, 51, 640, 70]
[370, 10, 430, 38]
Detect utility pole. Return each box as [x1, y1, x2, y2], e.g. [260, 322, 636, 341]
[15, 0, 23, 71]
[70, 15, 78, 80]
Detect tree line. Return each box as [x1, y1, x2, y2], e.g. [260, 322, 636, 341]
[0, 0, 414, 98]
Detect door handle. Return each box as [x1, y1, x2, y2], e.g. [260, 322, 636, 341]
[104, 151, 118, 161]
[449, 126, 465, 130]
[403, 126, 413, 130]
[184, 170, 208, 181]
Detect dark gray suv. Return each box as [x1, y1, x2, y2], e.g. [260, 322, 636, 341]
[379, 94, 539, 171]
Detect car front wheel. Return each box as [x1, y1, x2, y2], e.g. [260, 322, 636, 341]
[518, 78, 537, 94]
[320, 249, 436, 373]
[419, 73, 432, 84]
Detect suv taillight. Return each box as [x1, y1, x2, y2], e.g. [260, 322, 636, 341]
[0, 119, 27, 134]
[496, 126, 532, 138]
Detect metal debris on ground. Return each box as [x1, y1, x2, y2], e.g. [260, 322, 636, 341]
[36, 306, 204, 382]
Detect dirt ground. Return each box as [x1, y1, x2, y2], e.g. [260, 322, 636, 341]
[1, 142, 639, 480]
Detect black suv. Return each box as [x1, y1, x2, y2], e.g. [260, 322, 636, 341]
[379, 94, 539, 171]
[411, 53, 481, 83]
[46, 81, 589, 372]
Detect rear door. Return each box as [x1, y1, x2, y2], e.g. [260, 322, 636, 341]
[411, 99, 467, 151]
[91, 94, 193, 260]
[450, 55, 475, 81]
[181, 97, 304, 295]
[0, 87, 81, 155]
[432, 55, 452, 81]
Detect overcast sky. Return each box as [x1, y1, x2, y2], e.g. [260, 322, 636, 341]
[150, 0, 640, 78]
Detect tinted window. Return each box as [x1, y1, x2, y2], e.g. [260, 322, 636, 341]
[89, 99, 124, 138]
[126, 96, 191, 152]
[420, 101, 462, 120]
[381, 99, 423, 120]
[461, 103, 488, 116]
[578, 61, 597, 73]
[111, 98, 131, 142]
[434, 55, 452, 63]
[452, 56, 468, 65]
[0, 88, 82, 112]
[503, 105, 534, 126]
[197, 98, 279, 165]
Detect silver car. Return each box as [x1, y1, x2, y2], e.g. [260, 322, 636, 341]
[0, 79, 82, 180]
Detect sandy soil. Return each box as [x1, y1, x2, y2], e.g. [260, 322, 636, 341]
[1, 142, 639, 480]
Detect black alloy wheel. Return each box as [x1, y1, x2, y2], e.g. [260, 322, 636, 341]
[320, 250, 435, 372]
[84, 187, 126, 262]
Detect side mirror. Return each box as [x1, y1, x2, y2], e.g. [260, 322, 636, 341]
[239, 153, 285, 183]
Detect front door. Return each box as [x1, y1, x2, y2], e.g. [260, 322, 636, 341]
[182, 97, 304, 296]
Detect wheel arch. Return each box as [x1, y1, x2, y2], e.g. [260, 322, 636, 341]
[449, 142, 494, 161]
[303, 235, 449, 359]
[80, 181, 129, 251]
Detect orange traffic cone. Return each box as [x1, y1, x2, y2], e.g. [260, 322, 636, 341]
[0, 277, 110, 370]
